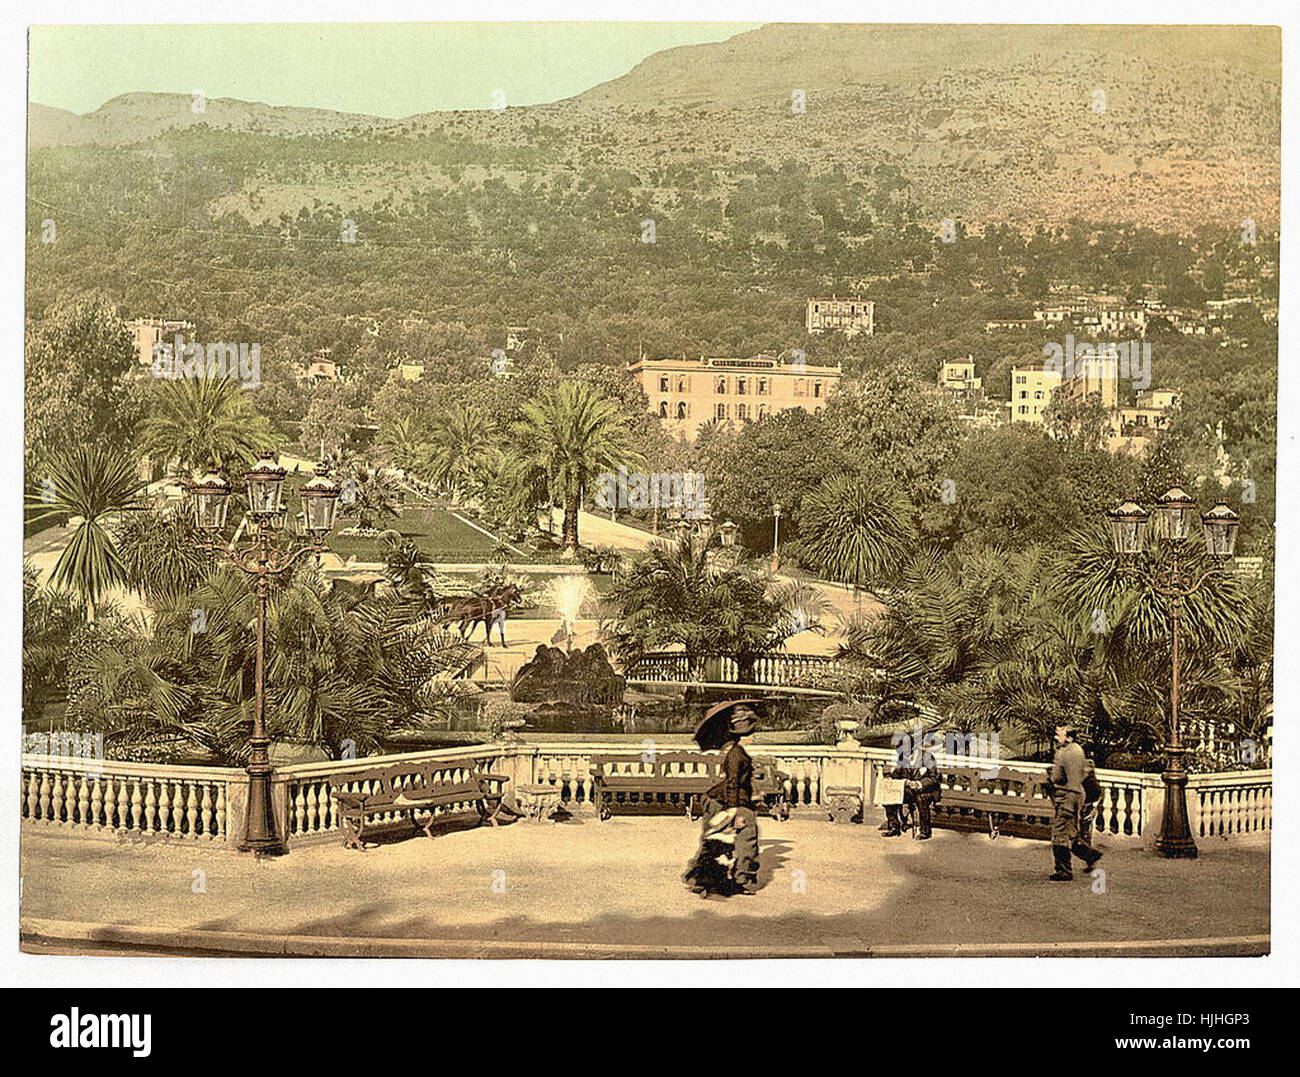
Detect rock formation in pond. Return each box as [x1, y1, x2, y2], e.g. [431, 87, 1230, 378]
[510, 643, 625, 705]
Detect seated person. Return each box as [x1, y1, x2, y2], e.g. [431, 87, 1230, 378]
[884, 744, 942, 839]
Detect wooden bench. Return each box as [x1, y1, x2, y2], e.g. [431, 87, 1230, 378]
[329, 763, 510, 849]
[590, 752, 790, 821]
[931, 765, 1055, 840]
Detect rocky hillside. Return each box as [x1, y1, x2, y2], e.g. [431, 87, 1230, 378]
[28, 23, 1280, 232]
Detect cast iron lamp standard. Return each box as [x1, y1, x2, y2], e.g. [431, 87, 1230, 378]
[189, 453, 342, 854]
[771, 503, 783, 573]
[1105, 487, 1242, 860]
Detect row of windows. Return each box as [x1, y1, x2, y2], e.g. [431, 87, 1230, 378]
[656, 374, 826, 397]
[658, 401, 772, 421]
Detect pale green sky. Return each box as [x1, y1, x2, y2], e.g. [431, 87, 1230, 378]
[29, 23, 761, 117]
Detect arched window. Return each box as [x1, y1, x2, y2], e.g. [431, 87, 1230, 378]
[737, 404, 748, 420]
[659, 401, 669, 418]
[716, 403, 727, 420]
[676, 402, 688, 420]
[715, 377, 728, 394]
[659, 375, 669, 392]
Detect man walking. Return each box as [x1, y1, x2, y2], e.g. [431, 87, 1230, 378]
[1048, 724, 1102, 881]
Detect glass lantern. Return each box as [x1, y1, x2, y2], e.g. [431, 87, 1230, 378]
[1106, 500, 1151, 555]
[718, 520, 740, 547]
[299, 462, 342, 536]
[1201, 499, 1241, 560]
[244, 451, 287, 519]
[1155, 486, 1198, 542]
[189, 470, 231, 531]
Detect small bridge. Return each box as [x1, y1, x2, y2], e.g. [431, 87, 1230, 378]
[624, 652, 844, 694]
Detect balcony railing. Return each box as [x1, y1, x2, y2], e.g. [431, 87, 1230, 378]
[21, 741, 1271, 848]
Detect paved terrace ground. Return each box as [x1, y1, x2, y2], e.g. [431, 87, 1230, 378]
[20, 816, 1269, 958]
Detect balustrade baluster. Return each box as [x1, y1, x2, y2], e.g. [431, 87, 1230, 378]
[76, 774, 90, 826]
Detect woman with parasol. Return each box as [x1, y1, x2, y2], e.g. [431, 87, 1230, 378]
[683, 699, 765, 896]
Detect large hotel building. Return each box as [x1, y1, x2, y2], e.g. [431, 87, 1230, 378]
[629, 354, 842, 441]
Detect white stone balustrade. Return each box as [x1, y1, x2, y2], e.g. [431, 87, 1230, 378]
[22, 742, 1270, 850]
[20, 755, 236, 843]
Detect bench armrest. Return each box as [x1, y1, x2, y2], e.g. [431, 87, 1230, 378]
[475, 772, 512, 786]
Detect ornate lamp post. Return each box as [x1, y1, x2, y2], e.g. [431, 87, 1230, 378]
[1105, 487, 1241, 859]
[771, 503, 783, 573]
[190, 453, 341, 854]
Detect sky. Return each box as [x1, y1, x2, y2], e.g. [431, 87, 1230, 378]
[28, 23, 761, 117]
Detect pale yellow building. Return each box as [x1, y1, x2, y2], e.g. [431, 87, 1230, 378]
[805, 297, 874, 336]
[938, 356, 983, 412]
[126, 318, 194, 365]
[629, 354, 841, 441]
[1009, 365, 1062, 426]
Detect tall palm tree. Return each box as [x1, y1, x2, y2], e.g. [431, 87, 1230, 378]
[798, 474, 914, 597]
[421, 403, 494, 501]
[26, 444, 144, 622]
[513, 382, 644, 548]
[378, 413, 423, 471]
[139, 375, 275, 475]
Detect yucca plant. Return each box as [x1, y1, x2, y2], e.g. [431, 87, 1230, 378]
[26, 444, 145, 622]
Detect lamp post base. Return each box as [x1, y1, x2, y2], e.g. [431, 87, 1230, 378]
[239, 738, 286, 856]
[1155, 747, 1198, 860]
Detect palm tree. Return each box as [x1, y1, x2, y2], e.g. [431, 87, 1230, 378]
[378, 413, 423, 471]
[66, 568, 482, 763]
[22, 562, 84, 720]
[340, 465, 402, 530]
[26, 444, 144, 622]
[798, 474, 914, 597]
[116, 506, 213, 605]
[139, 375, 275, 475]
[607, 537, 821, 682]
[513, 382, 644, 548]
[421, 403, 495, 501]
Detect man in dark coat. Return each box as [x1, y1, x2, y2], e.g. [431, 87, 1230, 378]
[1047, 724, 1103, 880]
[688, 706, 761, 894]
[884, 741, 942, 839]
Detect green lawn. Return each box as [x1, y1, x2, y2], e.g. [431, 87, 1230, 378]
[328, 504, 504, 562]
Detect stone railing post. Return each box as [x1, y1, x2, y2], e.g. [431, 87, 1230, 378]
[225, 774, 249, 849]
[1143, 777, 1165, 850]
[269, 771, 292, 849]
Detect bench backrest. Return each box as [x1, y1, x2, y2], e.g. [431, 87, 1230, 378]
[590, 752, 719, 780]
[329, 761, 496, 798]
[589, 753, 785, 790]
[944, 766, 1050, 800]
